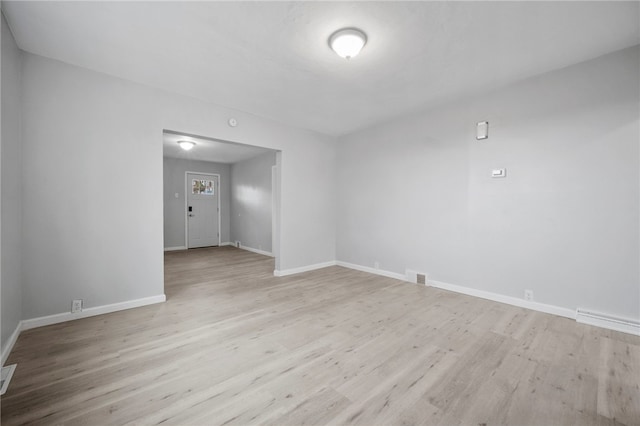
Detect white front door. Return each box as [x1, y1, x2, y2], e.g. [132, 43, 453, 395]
[187, 173, 219, 248]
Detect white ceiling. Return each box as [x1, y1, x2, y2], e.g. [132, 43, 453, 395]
[4, 1, 639, 136]
[163, 131, 273, 164]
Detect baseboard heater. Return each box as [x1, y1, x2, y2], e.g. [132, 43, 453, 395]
[576, 309, 640, 336]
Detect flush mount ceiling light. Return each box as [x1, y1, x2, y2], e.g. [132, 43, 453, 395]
[329, 28, 367, 59]
[177, 140, 196, 151]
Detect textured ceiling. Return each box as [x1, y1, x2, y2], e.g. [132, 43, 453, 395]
[4, 1, 639, 136]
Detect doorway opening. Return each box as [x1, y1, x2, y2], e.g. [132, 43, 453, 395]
[162, 130, 281, 264]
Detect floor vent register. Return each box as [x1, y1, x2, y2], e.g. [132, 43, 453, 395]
[1, 364, 17, 395]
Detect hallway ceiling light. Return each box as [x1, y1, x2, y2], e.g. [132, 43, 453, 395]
[329, 28, 367, 59]
[178, 140, 196, 151]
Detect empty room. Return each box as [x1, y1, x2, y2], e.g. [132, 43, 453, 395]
[1, 1, 638, 425]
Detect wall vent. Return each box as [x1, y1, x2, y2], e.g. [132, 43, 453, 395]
[405, 270, 428, 285]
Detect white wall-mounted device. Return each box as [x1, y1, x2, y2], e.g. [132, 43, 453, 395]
[476, 121, 489, 140]
[492, 168, 506, 178]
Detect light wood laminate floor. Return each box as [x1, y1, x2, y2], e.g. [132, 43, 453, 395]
[2, 247, 639, 425]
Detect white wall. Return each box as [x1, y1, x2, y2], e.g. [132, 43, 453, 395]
[163, 157, 231, 248]
[20, 52, 336, 319]
[1, 12, 23, 354]
[15, 19, 635, 333]
[337, 46, 640, 321]
[230, 151, 276, 253]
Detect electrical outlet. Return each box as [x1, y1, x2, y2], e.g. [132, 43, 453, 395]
[71, 299, 83, 313]
[374, 261, 379, 269]
[524, 290, 534, 302]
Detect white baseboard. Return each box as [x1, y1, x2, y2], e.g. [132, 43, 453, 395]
[277, 260, 577, 323]
[2, 294, 166, 365]
[274, 261, 337, 277]
[220, 242, 233, 247]
[276, 258, 637, 336]
[576, 309, 640, 336]
[336, 261, 576, 321]
[337, 261, 406, 282]
[1, 323, 22, 366]
[428, 279, 575, 319]
[164, 246, 186, 251]
[21, 294, 167, 331]
[239, 245, 273, 257]
[333, 263, 576, 321]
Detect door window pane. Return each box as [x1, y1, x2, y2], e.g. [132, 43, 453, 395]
[192, 179, 215, 195]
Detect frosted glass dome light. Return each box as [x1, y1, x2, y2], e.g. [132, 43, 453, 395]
[329, 28, 367, 59]
[178, 140, 196, 151]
